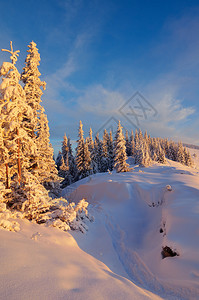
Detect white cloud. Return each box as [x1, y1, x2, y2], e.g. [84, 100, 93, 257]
[76, 84, 125, 116]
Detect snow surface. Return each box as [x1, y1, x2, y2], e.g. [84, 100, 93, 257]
[62, 152, 199, 299]
[1, 150, 199, 299]
[0, 219, 160, 300]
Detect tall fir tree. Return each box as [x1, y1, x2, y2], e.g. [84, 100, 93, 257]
[134, 129, 139, 148]
[61, 134, 69, 163]
[93, 133, 103, 173]
[101, 129, 109, 172]
[125, 130, 131, 156]
[21, 41, 46, 136]
[67, 137, 77, 181]
[36, 110, 60, 191]
[88, 127, 96, 173]
[134, 130, 151, 167]
[114, 121, 129, 172]
[107, 130, 114, 171]
[184, 147, 193, 167]
[176, 142, 185, 164]
[58, 135, 76, 187]
[21, 41, 59, 190]
[0, 42, 36, 187]
[130, 130, 135, 156]
[76, 121, 92, 179]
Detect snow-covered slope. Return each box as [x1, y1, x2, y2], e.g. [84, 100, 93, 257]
[0, 219, 160, 300]
[1, 153, 199, 299]
[62, 156, 199, 299]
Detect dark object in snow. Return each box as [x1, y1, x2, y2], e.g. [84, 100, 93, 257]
[160, 228, 163, 233]
[166, 185, 172, 191]
[161, 246, 179, 259]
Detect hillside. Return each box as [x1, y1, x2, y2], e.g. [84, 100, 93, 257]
[1, 150, 199, 299]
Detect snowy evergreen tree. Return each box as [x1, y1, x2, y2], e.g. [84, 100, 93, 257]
[125, 130, 131, 156]
[168, 141, 177, 161]
[134, 129, 139, 148]
[138, 128, 143, 142]
[163, 138, 170, 158]
[0, 42, 37, 187]
[176, 142, 185, 164]
[35, 110, 60, 192]
[75, 121, 92, 179]
[62, 134, 69, 163]
[101, 129, 109, 172]
[114, 121, 129, 172]
[21, 41, 59, 191]
[156, 143, 166, 164]
[93, 133, 103, 173]
[21, 41, 46, 136]
[142, 140, 152, 166]
[135, 131, 151, 167]
[184, 147, 193, 167]
[130, 130, 135, 156]
[58, 156, 67, 179]
[107, 130, 114, 171]
[56, 151, 62, 171]
[88, 127, 96, 174]
[88, 127, 94, 153]
[67, 137, 77, 181]
[144, 130, 148, 143]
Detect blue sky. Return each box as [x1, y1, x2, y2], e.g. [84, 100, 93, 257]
[1, 0, 199, 155]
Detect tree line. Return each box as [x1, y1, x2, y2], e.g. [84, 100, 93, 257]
[56, 122, 193, 187]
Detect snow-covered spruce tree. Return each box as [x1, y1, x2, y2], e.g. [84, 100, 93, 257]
[88, 127, 94, 153]
[0, 42, 54, 219]
[0, 120, 6, 184]
[163, 138, 170, 158]
[0, 42, 37, 188]
[114, 121, 129, 172]
[55, 151, 62, 171]
[67, 137, 77, 181]
[176, 142, 185, 164]
[134, 137, 151, 167]
[107, 130, 114, 171]
[101, 129, 109, 172]
[130, 130, 135, 156]
[134, 129, 139, 148]
[61, 134, 69, 163]
[36, 110, 60, 193]
[138, 128, 143, 142]
[59, 134, 77, 187]
[168, 141, 178, 161]
[156, 142, 166, 164]
[88, 127, 96, 174]
[125, 130, 131, 156]
[21, 41, 59, 192]
[184, 147, 193, 167]
[76, 121, 92, 179]
[93, 133, 103, 173]
[142, 140, 152, 166]
[149, 138, 157, 161]
[21, 41, 46, 136]
[58, 156, 67, 179]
